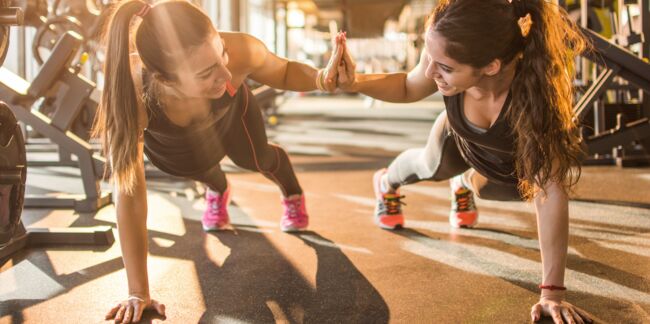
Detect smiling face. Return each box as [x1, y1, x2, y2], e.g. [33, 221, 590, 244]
[423, 27, 487, 96]
[168, 31, 232, 99]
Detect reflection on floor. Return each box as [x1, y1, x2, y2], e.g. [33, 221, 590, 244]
[1, 95, 649, 323]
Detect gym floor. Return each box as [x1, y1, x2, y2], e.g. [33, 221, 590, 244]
[1, 95, 649, 323]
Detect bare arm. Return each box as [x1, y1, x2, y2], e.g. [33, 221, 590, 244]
[119, 53, 151, 301]
[338, 41, 438, 103]
[534, 181, 569, 301]
[530, 181, 591, 323]
[115, 141, 150, 300]
[242, 33, 343, 92]
[106, 54, 165, 323]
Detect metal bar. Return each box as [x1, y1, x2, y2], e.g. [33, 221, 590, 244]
[575, 67, 618, 120]
[26, 226, 114, 246]
[587, 117, 650, 154]
[581, 0, 589, 84]
[582, 28, 650, 93]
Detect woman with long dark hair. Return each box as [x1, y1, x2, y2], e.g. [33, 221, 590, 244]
[336, 0, 591, 322]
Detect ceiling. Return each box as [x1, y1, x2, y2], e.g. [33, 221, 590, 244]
[284, 0, 410, 38]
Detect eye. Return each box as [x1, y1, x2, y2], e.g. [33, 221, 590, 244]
[199, 69, 214, 80]
[440, 65, 452, 73]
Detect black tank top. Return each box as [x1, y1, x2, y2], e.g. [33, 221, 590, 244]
[141, 70, 241, 176]
[444, 92, 519, 185]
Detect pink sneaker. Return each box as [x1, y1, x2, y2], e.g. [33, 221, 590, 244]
[202, 187, 231, 231]
[281, 194, 308, 232]
[449, 175, 478, 228]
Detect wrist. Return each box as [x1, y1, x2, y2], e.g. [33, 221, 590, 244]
[314, 69, 325, 92]
[541, 291, 565, 302]
[128, 291, 150, 301]
[345, 79, 360, 92]
[540, 285, 566, 301]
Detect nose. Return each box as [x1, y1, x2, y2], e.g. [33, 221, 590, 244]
[216, 65, 232, 83]
[425, 62, 438, 80]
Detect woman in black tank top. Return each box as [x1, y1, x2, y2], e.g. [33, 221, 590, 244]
[333, 0, 590, 322]
[95, 1, 346, 322]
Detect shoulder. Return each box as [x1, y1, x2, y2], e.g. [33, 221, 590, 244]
[221, 32, 269, 72]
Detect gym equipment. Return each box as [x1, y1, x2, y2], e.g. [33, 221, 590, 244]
[0, 1, 113, 265]
[577, 27, 650, 166]
[565, 0, 617, 38]
[31, 0, 112, 71]
[0, 31, 111, 212]
[570, 0, 650, 167]
[0, 103, 113, 263]
[7, 0, 48, 27]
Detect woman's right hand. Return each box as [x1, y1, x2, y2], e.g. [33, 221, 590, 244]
[336, 34, 358, 92]
[105, 295, 166, 323]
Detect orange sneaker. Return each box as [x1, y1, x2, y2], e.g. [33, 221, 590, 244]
[373, 169, 405, 230]
[449, 176, 478, 228]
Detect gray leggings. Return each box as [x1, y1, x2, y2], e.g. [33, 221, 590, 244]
[386, 111, 522, 201]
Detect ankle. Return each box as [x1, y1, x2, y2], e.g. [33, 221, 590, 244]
[450, 175, 469, 193]
[380, 175, 397, 194]
[207, 184, 228, 196]
[284, 193, 303, 200]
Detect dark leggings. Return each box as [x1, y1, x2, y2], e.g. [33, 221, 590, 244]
[187, 88, 301, 197]
[386, 111, 521, 201]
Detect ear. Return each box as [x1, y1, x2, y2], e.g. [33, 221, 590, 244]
[481, 58, 502, 76]
[153, 72, 176, 87]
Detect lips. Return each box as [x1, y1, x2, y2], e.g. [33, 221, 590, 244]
[211, 83, 226, 94]
[436, 82, 450, 90]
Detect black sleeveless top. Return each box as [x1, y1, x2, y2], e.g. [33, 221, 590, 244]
[444, 92, 519, 185]
[141, 70, 241, 177]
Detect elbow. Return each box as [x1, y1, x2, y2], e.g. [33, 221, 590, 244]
[401, 76, 424, 103]
[281, 61, 292, 89]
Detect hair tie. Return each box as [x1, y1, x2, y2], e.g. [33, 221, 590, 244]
[512, 0, 528, 18]
[136, 4, 151, 18]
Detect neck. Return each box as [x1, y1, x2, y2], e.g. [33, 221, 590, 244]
[161, 84, 188, 100]
[468, 60, 518, 100]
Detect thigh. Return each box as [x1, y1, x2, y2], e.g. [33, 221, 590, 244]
[222, 86, 272, 162]
[426, 111, 471, 181]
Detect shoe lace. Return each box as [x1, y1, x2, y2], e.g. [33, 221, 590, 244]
[454, 188, 475, 212]
[383, 194, 406, 215]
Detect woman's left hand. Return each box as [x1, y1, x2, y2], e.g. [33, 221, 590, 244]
[531, 297, 592, 324]
[320, 32, 346, 92]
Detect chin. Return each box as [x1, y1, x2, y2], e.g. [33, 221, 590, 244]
[205, 86, 227, 98]
[438, 86, 460, 96]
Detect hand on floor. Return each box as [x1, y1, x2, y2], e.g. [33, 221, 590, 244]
[105, 295, 166, 323]
[531, 297, 592, 324]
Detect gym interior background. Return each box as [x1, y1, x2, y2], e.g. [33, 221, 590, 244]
[0, 0, 649, 323]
